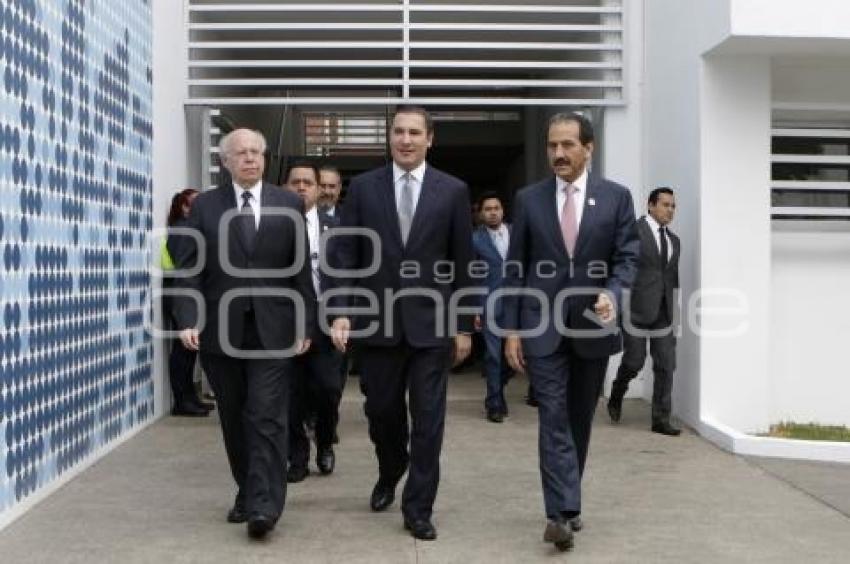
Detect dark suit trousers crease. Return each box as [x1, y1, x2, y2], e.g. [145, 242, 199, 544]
[614, 306, 676, 423]
[165, 306, 198, 404]
[359, 344, 452, 521]
[482, 325, 510, 413]
[200, 312, 291, 520]
[289, 341, 344, 469]
[527, 340, 608, 519]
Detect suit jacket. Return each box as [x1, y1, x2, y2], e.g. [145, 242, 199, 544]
[472, 223, 511, 317]
[319, 203, 342, 218]
[311, 209, 339, 346]
[628, 216, 680, 326]
[329, 164, 474, 348]
[171, 182, 317, 355]
[500, 175, 639, 358]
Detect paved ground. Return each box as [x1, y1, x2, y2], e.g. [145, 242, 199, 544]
[1, 372, 849, 563]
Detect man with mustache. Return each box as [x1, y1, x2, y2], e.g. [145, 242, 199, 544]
[502, 113, 639, 551]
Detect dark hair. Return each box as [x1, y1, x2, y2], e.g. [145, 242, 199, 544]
[393, 105, 434, 133]
[285, 160, 319, 183]
[167, 188, 199, 226]
[547, 112, 594, 145]
[648, 187, 675, 205]
[477, 191, 504, 209]
[318, 163, 341, 177]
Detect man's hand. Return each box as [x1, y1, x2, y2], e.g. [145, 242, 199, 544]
[452, 334, 472, 367]
[473, 314, 482, 332]
[180, 328, 200, 351]
[504, 334, 526, 374]
[296, 339, 312, 356]
[331, 317, 351, 353]
[594, 292, 616, 324]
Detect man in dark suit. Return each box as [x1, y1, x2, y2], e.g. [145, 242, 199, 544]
[318, 164, 343, 218]
[472, 192, 513, 423]
[502, 113, 639, 551]
[284, 161, 345, 481]
[171, 128, 315, 539]
[608, 187, 681, 436]
[328, 106, 474, 541]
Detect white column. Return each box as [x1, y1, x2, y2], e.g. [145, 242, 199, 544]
[152, 0, 190, 417]
[699, 54, 772, 433]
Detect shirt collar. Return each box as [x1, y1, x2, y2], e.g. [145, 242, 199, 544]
[393, 161, 427, 185]
[305, 206, 319, 225]
[487, 223, 506, 235]
[556, 167, 588, 194]
[233, 180, 263, 203]
[645, 214, 664, 232]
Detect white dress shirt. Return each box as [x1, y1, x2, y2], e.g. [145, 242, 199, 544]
[305, 206, 322, 297]
[487, 223, 510, 260]
[645, 214, 672, 261]
[233, 180, 262, 229]
[555, 167, 588, 228]
[393, 161, 427, 217]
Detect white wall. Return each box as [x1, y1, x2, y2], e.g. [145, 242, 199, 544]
[773, 57, 850, 106]
[602, 0, 647, 399]
[731, 0, 850, 39]
[640, 0, 731, 429]
[771, 224, 850, 427]
[152, 0, 190, 416]
[699, 55, 772, 433]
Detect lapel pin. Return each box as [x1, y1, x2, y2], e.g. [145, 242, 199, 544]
[588, 198, 596, 206]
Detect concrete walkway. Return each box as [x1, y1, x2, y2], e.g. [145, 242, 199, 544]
[1, 372, 848, 563]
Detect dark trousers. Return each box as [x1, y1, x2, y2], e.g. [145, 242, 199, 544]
[200, 314, 291, 521]
[169, 339, 198, 405]
[526, 339, 608, 519]
[165, 306, 198, 405]
[289, 340, 344, 469]
[482, 325, 511, 414]
[613, 308, 676, 424]
[359, 343, 452, 521]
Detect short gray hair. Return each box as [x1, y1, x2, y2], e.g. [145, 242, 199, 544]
[218, 128, 268, 162]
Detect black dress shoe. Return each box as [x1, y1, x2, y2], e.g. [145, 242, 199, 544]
[652, 421, 681, 436]
[607, 394, 623, 423]
[191, 398, 215, 412]
[171, 402, 209, 417]
[317, 446, 335, 475]
[247, 514, 274, 539]
[287, 465, 309, 483]
[486, 410, 504, 423]
[370, 479, 396, 512]
[404, 518, 437, 541]
[569, 515, 583, 532]
[227, 502, 247, 523]
[543, 519, 574, 551]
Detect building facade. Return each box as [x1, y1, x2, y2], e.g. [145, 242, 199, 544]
[1, 0, 849, 528]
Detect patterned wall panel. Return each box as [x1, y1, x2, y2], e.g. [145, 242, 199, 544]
[0, 0, 153, 515]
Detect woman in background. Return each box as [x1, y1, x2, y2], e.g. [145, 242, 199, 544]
[163, 188, 212, 416]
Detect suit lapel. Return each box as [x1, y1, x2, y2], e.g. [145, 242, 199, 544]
[252, 183, 276, 254]
[476, 226, 501, 260]
[540, 177, 569, 257]
[639, 217, 662, 265]
[216, 185, 252, 257]
[406, 166, 439, 249]
[379, 165, 404, 249]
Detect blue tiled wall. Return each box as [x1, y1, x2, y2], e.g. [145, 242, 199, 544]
[0, 0, 153, 514]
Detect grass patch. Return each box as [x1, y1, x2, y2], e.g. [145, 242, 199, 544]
[765, 422, 850, 442]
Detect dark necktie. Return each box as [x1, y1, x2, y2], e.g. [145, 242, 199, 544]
[659, 226, 668, 269]
[240, 191, 257, 252]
